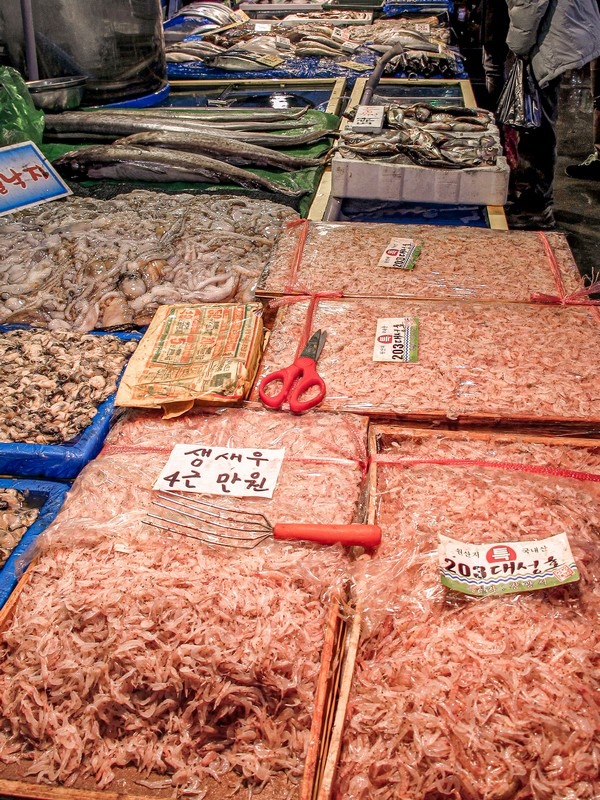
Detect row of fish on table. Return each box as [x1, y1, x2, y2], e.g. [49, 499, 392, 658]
[47, 106, 334, 197]
[164, 16, 461, 78]
[340, 103, 502, 168]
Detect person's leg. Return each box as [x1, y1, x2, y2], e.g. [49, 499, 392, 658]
[565, 58, 600, 178]
[506, 76, 561, 228]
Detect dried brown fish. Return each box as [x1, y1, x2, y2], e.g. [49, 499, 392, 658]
[0, 489, 39, 568]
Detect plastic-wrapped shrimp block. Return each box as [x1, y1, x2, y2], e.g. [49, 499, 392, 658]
[253, 297, 600, 428]
[335, 432, 600, 800]
[0, 408, 369, 798]
[257, 221, 587, 302]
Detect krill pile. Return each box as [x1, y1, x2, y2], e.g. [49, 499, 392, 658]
[0, 328, 137, 444]
[0, 489, 39, 569]
[0, 191, 298, 331]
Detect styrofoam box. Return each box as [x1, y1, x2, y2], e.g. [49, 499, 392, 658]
[331, 154, 510, 206]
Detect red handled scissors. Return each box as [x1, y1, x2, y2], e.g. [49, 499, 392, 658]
[259, 329, 327, 414]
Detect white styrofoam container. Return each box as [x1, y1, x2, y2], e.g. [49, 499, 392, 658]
[331, 154, 510, 206]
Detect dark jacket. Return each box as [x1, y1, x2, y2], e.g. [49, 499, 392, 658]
[506, 0, 600, 87]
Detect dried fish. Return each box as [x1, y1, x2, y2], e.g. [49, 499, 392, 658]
[0, 489, 39, 569]
[115, 131, 327, 170]
[53, 144, 308, 197]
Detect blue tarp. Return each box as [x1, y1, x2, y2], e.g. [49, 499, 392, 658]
[0, 478, 70, 609]
[382, 0, 453, 16]
[0, 327, 141, 480]
[338, 199, 490, 227]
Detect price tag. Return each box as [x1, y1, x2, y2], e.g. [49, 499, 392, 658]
[331, 27, 351, 41]
[439, 533, 580, 597]
[352, 104, 385, 133]
[154, 444, 285, 498]
[339, 60, 371, 72]
[377, 238, 421, 270]
[254, 22, 272, 31]
[373, 318, 419, 363]
[254, 53, 285, 67]
[0, 142, 70, 217]
[415, 22, 431, 33]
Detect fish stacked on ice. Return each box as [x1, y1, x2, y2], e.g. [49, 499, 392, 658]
[0, 190, 298, 330]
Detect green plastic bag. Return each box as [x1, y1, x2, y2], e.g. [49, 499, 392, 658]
[0, 66, 45, 147]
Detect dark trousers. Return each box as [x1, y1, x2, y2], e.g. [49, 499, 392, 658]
[512, 76, 561, 209]
[592, 58, 600, 152]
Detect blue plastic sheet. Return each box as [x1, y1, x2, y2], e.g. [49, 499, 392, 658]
[382, 0, 453, 16]
[0, 478, 70, 609]
[0, 327, 141, 481]
[167, 42, 466, 82]
[338, 199, 489, 227]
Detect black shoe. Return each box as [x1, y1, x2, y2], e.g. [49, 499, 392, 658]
[505, 205, 556, 231]
[565, 153, 600, 180]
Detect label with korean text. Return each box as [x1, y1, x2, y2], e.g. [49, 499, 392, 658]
[377, 238, 420, 270]
[373, 317, 419, 362]
[338, 60, 372, 72]
[331, 27, 351, 41]
[154, 445, 285, 498]
[0, 141, 71, 216]
[415, 23, 431, 33]
[254, 53, 285, 67]
[439, 533, 580, 596]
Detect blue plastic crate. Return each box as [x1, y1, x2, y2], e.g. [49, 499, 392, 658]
[0, 327, 141, 481]
[0, 478, 70, 609]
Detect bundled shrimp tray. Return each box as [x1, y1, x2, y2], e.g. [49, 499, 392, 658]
[321, 425, 600, 799]
[0, 407, 370, 800]
[256, 221, 583, 302]
[252, 296, 600, 430]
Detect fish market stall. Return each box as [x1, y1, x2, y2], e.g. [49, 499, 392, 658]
[0, 327, 140, 480]
[42, 107, 338, 215]
[256, 222, 583, 300]
[321, 425, 600, 800]
[252, 297, 600, 429]
[0, 407, 371, 799]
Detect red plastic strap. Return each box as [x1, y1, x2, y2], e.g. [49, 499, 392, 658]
[530, 232, 600, 306]
[284, 219, 310, 294]
[101, 443, 366, 473]
[371, 454, 600, 483]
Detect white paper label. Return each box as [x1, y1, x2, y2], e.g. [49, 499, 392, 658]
[0, 141, 71, 217]
[415, 23, 431, 33]
[332, 26, 351, 41]
[352, 104, 386, 133]
[377, 238, 420, 270]
[154, 444, 285, 498]
[254, 22, 272, 31]
[439, 533, 580, 596]
[373, 317, 419, 362]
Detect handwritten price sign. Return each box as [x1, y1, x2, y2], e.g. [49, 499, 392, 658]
[0, 142, 71, 216]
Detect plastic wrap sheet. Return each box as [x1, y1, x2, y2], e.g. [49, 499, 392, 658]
[0, 408, 367, 796]
[0, 190, 299, 329]
[0, 478, 69, 609]
[335, 450, 600, 800]
[57, 406, 369, 533]
[252, 297, 600, 426]
[257, 222, 584, 301]
[0, 327, 141, 480]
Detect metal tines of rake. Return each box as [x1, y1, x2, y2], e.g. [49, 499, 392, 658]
[143, 491, 382, 550]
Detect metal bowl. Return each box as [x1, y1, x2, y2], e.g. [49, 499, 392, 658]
[26, 75, 87, 112]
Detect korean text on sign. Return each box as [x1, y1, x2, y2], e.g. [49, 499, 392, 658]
[154, 444, 285, 499]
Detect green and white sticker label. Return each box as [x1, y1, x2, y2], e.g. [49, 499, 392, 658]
[373, 317, 419, 362]
[439, 532, 580, 597]
[378, 238, 421, 270]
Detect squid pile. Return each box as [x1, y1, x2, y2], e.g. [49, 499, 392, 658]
[0, 190, 298, 330]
